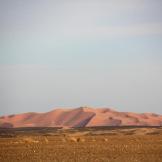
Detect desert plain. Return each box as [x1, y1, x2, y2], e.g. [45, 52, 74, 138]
[0, 126, 162, 162]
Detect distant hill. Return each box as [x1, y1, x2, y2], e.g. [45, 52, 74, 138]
[0, 107, 162, 128]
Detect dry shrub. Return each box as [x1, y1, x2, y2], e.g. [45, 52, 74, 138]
[92, 139, 96, 142]
[22, 137, 39, 144]
[62, 138, 67, 142]
[68, 136, 85, 142]
[104, 138, 108, 142]
[69, 137, 78, 142]
[44, 137, 49, 143]
[80, 138, 85, 142]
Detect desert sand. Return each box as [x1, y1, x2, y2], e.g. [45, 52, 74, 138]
[0, 107, 162, 128]
[0, 126, 162, 162]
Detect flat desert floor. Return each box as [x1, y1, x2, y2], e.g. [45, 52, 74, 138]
[0, 126, 162, 162]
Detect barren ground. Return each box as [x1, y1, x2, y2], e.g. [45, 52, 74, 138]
[0, 126, 162, 162]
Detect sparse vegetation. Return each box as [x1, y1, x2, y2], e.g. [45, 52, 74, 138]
[0, 127, 162, 162]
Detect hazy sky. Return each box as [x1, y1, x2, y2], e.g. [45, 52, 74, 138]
[0, 0, 162, 115]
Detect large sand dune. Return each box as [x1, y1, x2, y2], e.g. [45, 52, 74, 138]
[0, 107, 162, 128]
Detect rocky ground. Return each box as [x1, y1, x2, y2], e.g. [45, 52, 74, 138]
[0, 126, 162, 162]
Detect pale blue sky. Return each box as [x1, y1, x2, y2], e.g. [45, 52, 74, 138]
[0, 0, 162, 115]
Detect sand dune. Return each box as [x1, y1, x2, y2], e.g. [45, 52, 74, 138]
[0, 107, 162, 128]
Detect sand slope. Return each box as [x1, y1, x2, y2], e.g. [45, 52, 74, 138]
[0, 107, 162, 128]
